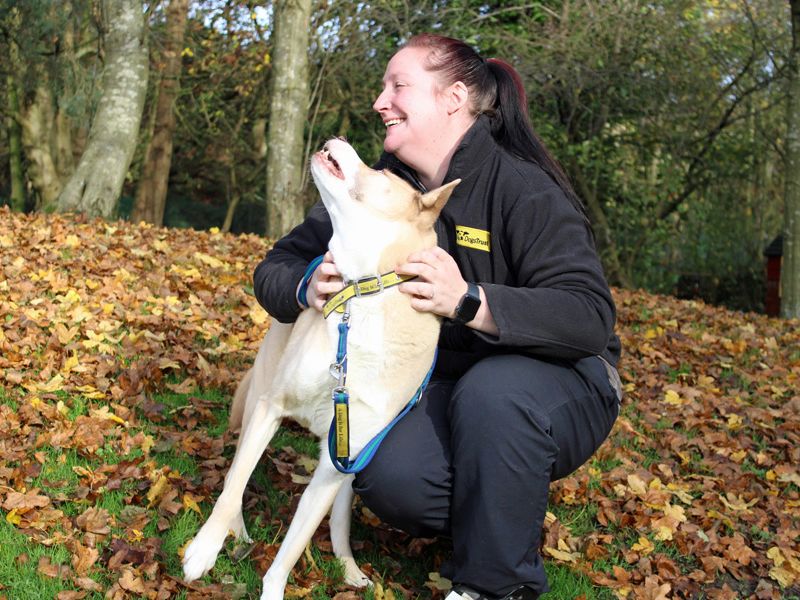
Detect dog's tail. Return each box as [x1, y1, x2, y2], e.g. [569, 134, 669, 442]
[228, 367, 253, 431]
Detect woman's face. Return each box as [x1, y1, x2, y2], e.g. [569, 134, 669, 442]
[373, 47, 450, 167]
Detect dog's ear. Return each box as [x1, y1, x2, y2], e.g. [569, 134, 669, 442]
[418, 179, 460, 228]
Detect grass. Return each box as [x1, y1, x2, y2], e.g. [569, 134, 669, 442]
[0, 519, 75, 598]
[542, 563, 616, 599]
[549, 502, 599, 539]
[0, 383, 616, 599]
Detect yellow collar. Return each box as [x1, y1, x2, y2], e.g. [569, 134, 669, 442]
[322, 271, 415, 318]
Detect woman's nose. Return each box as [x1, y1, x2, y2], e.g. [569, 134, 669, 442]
[373, 88, 389, 112]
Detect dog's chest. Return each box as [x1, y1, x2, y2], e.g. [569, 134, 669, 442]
[282, 300, 389, 436]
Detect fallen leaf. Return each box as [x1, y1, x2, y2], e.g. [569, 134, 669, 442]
[3, 489, 51, 511]
[76, 506, 112, 535]
[118, 568, 145, 593]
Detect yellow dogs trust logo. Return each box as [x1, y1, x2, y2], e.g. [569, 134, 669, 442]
[455, 225, 491, 252]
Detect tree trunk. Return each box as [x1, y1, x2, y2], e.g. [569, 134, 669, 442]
[131, 0, 189, 226]
[58, 0, 149, 218]
[265, 0, 311, 239]
[4, 6, 25, 212]
[6, 73, 25, 212]
[19, 84, 63, 212]
[221, 163, 241, 233]
[782, 0, 800, 318]
[54, 2, 77, 182]
[8, 4, 63, 212]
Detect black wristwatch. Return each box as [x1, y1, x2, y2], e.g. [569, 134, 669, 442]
[453, 282, 481, 324]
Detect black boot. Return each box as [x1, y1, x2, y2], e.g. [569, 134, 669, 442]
[500, 587, 538, 600]
[445, 584, 538, 600]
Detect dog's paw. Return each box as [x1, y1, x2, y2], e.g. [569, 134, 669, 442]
[341, 557, 371, 588]
[259, 574, 288, 600]
[182, 522, 228, 582]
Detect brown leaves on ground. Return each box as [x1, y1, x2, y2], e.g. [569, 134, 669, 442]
[545, 288, 800, 598]
[0, 208, 269, 402]
[1, 207, 799, 598]
[0, 208, 272, 598]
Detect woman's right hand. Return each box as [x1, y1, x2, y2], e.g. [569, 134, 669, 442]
[303, 251, 344, 312]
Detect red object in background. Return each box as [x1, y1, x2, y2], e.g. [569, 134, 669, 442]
[764, 235, 783, 317]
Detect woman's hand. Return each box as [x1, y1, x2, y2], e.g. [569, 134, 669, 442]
[396, 246, 467, 318]
[397, 246, 499, 335]
[302, 251, 344, 312]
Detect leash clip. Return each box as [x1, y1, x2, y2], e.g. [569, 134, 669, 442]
[329, 361, 346, 386]
[340, 300, 351, 323]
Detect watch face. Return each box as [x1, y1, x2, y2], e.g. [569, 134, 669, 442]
[455, 283, 481, 323]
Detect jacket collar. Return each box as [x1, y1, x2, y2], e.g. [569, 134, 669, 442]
[441, 114, 496, 186]
[376, 115, 496, 192]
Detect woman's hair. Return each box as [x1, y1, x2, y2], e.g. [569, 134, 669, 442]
[402, 34, 588, 222]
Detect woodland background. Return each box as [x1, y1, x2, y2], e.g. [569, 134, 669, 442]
[2, 2, 800, 599]
[0, 0, 795, 313]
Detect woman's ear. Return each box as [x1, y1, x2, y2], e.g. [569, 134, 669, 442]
[446, 81, 469, 115]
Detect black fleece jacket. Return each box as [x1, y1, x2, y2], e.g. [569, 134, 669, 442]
[254, 116, 621, 377]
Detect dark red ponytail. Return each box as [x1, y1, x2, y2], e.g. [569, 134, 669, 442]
[486, 58, 529, 118]
[402, 34, 589, 224]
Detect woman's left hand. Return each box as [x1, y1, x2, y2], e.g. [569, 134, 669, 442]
[396, 246, 467, 318]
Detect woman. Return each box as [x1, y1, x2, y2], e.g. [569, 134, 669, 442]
[254, 34, 622, 600]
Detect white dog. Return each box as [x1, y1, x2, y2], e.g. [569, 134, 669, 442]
[182, 138, 459, 599]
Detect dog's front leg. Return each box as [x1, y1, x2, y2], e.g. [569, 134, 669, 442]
[183, 398, 282, 582]
[330, 482, 370, 588]
[260, 460, 346, 600]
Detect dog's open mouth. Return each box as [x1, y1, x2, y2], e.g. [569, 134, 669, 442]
[319, 148, 344, 180]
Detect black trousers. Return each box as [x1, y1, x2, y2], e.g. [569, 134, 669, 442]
[352, 354, 620, 598]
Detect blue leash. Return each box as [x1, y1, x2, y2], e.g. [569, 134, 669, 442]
[327, 349, 437, 474]
[296, 255, 437, 474]
[326, 298, 437, 474]
[297, 255, 325, 308]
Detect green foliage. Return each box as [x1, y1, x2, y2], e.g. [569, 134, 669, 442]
[486, 0, 788, 308]
[127, 1, 279, 233]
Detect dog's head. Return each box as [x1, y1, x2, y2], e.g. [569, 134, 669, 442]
[310, 138, 459, 278]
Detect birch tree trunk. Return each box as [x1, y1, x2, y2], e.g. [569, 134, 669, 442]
[131, 0, 189, 226]
[265, 0, 311, 239]
[57, 0, 148, 218]
[782, 0, 800, 318]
